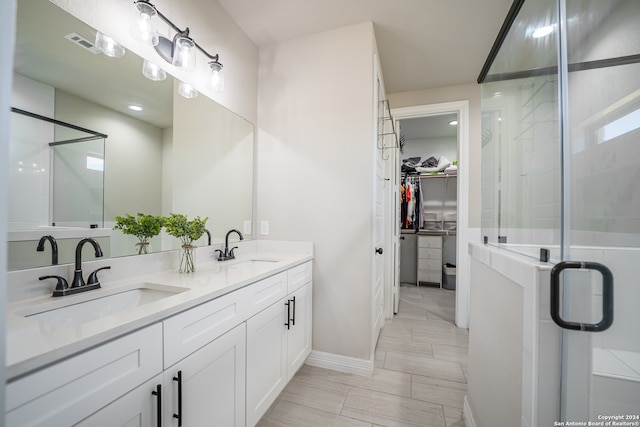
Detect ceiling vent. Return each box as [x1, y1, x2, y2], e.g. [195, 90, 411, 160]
[64, 33, 100, 54]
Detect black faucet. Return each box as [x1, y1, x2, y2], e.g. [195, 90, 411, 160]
[71, 238, 103, 288]
[216, 229, 244, 261]
[204, 229, 212, 246]
[39, 237, 110, 297]
[36, 235, 58, 265]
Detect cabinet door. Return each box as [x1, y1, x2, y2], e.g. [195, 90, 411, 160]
[246, 299, 288, 427]
[164, 323, 246, 427]
[286, 283, 312, 381]
[6, 324, 163, 427]
[75, 374, 163, 427]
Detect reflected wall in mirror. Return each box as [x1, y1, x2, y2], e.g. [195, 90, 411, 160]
[8, 0, 254, 270]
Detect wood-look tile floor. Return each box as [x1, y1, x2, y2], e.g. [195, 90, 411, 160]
[257, 283, 468, 427]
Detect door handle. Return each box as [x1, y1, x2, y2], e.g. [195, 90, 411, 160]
[284, 300, 291, 330]
[173, 371, 183, 426]
[291, 296, 296, 326]
[152, 384, 162, 427]
[375, 247, 383, 255]
[550, 261, 613, 332]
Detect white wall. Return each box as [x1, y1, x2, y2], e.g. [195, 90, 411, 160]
[50, 0, 258, 124]
[54, 90, 164, 222]
[257, 22, 377, 361]
[402, 136, 457, 163]
[388, 83, 482, 230]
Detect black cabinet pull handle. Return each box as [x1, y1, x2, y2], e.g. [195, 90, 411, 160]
[550, 261, 614, 332]
[291, 296, 296, 326]
[173, 371, 183, 426]
[152, 384, 162, 427]
[284, 300, 291, 330]
[375, 247, 383, 255]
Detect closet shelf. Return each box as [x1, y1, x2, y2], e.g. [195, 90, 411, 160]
[404, 172, 457, 179]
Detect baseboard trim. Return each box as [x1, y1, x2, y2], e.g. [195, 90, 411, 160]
[305, 350, 374, 377]
[463, 395, 476, 427]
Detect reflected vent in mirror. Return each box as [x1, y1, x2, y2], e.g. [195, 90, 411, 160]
[64, 33, 100, 54]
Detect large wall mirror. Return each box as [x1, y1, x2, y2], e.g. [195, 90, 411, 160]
[8, 0, 254, 270]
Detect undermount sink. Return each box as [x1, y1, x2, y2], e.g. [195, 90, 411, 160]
[16, 282, 187, 326]
[226, 259, 280, 269]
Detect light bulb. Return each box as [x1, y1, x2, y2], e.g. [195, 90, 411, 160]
[172, 35, 196, 71]
[178, 81, 198, 99]
[95, 31, 125, 58]
[207, 62, 224, 92]
[142, 59, 167, 81]
[130, 1, 159, 46]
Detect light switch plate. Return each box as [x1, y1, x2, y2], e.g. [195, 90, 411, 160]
[260, 220, 269, 235]
[243, 220, 251, 235]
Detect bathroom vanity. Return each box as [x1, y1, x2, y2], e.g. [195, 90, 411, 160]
[5, 242, 313, 427]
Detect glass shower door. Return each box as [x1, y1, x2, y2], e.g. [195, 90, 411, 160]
[558, 0, 640, 420]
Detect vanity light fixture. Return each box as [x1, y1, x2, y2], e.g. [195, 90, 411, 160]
[449, 120, 458, 126]
[142, 59, 167, 81]
[128, 105, 143, 111]
[130, 0, 224, 91]
[95, 31, 126, 58]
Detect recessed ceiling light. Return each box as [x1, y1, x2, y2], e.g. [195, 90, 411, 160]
[532, 25, 554, 38]
[128, 105, 143, 111]
[449, 120, 458, 126]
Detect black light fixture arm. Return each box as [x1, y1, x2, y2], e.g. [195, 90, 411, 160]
[134, 0, 221, 64]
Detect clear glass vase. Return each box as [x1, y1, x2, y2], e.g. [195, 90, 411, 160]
[135, 239, 150, 255]
[179, 244, 196, 273]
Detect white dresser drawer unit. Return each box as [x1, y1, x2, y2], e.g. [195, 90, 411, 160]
[417, 235, 443, 287]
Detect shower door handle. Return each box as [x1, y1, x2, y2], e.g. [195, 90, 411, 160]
[550, 261, 614, 332]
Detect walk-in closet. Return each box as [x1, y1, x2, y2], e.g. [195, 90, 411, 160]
[398, 113, 458, 291]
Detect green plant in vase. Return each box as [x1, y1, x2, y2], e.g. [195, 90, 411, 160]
[113, 213, 165, 254]
[164, 213, 208, 273]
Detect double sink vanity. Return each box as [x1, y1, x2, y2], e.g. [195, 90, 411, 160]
[5, 241, 313, 427]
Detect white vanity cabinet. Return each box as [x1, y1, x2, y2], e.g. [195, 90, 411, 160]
[246, 262, 312, 427]
[162, 323, 246, 427]
[6, 324, 163, 427]
[6, 259, 313, 427]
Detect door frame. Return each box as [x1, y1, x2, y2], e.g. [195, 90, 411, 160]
[391, 101, 470, 329]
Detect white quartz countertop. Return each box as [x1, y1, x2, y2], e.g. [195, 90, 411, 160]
[6, 250, 313, 380]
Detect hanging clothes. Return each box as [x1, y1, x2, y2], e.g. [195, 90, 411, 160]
[413, 179, 421, 232]
[400, 182, 408, 228]
[415, 178, 425, 231]
[406, 181, 415, 228]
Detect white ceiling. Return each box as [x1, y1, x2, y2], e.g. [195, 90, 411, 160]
[217, 0, 515, 93]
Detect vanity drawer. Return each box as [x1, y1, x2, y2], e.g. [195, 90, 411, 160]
[287, 261, 312, 294]
[6, 324, 162, 427]
[418, 248, 442, 260]
[418, 235, 442, 249]
[164, 288, 247, 368]
[245, 271, 288, 316]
